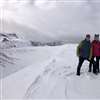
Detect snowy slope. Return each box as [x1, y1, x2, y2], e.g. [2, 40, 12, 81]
[1, 44, 100, 100]
[1, 45, 64, 99]
[0, 45, 62, 78]
[0, 33, 31, 49]
[0, 39, 31, 49]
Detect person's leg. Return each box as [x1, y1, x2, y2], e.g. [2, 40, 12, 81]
[89, 56, 94, 72]
[76, 57, 84, 75]
[93, 59, 97, 74]
[99, 57, 100, 73]
[87, 57, 97, 74]
[96, 57, 100, 73]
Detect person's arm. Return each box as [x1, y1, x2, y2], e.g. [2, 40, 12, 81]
[89, 42, 93, 60]
[99, 42, 100, 51]
[89, 47, 92, 60]
[77, 41, 82, 57]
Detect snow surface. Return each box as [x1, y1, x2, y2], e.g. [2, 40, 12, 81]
[1, 44, 100, 100]
[0, 33, 31, 49]
[0, 39, 31, 49]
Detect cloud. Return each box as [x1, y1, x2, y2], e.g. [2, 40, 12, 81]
[1, 0, 100, 42]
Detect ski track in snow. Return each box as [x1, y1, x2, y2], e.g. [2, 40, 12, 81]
[1, 44, 100, 99]
[24, 46, 100, 99]
[24, 50, 76, 99]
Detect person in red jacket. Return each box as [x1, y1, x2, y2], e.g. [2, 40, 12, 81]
[89, 34, 100, 74]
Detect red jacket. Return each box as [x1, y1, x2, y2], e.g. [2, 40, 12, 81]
[92, 40, 100, 57]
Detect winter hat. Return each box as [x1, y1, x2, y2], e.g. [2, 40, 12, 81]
[86, 34, 90, 38]
[95, 34, 99, 37]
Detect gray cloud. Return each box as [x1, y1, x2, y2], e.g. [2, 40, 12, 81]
[0, 0, 100, 42]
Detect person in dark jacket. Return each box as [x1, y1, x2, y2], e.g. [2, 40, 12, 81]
[76, 34, 92, 76]
[89, 34, 100, 73]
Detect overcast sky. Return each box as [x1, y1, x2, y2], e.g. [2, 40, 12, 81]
[0, 0, 100, 42]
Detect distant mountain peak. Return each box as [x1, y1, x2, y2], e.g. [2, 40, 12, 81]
[0, 33, 18, 40]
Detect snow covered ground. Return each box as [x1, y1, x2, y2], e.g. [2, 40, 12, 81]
[1, 44, 100, 100]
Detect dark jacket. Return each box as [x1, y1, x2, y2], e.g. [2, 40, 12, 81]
[77, 39, 91, 59]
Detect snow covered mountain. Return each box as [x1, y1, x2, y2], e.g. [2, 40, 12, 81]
[0, 32, 31, 49]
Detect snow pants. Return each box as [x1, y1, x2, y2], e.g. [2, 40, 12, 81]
[89, 56, 100, 73]
[77, 57, 96, 75]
